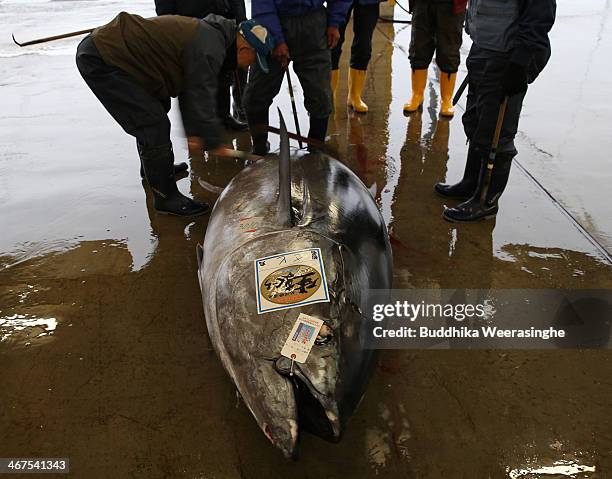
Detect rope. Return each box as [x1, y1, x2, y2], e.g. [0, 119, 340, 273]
[377, 0, 412, 23]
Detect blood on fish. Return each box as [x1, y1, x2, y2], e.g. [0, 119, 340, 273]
[264, 424, 275, 442]
[389, 235, 409, 251]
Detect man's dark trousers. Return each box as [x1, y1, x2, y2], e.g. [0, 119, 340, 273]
[462, 44, 527, 155]
[243, 8, 332, 141]
[332, 0, 380, 71]
[76, 35, 171, 147]
[409, 0, 464, 73]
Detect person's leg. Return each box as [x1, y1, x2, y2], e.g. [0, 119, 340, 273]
[443, 49, 526, 222]
[458, 47, 525, 157]
[243, 55, 285, 155]
[435, 44, 484, 199]
[331, 2, 354, 103]
[288, 9, 332, 145]
[77, 40, 187, 178]
[461, 44, 486, 146]
[349, 2, 379, 70]
[405, 0, 436, 112]
[434, 4, 465, 117]
[76, 36, 207, 216]
[332, 3, 353, 71]
[77, 36, 170, 146]
[347, 1, 379, 113]
[219, 70, 247, 130]
[136, 140, 187, 179]
[435, 143, 481, 199]
[231, 68, 248, 123]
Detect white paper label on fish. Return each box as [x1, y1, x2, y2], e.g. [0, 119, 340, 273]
[281, 313, 325, 363]
[254, 247, 330, 314]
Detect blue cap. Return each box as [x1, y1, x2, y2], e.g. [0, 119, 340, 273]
[239, 19, 273, 74]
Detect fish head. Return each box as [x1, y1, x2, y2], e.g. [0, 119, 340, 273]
[204, 231, 377, 457]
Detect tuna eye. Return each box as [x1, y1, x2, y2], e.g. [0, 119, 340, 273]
[274, 356, 293, 376]
[315, 324, 333, 346]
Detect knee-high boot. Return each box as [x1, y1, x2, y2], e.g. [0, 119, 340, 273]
[247, 109, 270, 156]
[347, 68, 368, 113]
[140, 143, 209, 217]
[434, 143, 481, 200]
[443, 150, 515, 222]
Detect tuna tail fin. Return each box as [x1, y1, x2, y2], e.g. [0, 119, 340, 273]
[278, 108, 293, 227]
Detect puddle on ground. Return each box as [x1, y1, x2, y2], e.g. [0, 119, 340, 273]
[0, 313, 57, 343]
[508, 459, 596, 479]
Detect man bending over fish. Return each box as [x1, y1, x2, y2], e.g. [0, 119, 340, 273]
[76, 12, 272, 217]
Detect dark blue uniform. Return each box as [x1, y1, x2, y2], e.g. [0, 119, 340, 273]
[438, 0, 557, 222]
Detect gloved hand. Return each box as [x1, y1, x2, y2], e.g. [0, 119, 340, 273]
[272, 42, 290, 69]
[327, 26, 340, 49]
[501, 61, 528, 97]
[187, 136, 204, 157]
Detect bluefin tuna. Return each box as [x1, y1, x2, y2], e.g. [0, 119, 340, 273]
[196, 113, 392, 458]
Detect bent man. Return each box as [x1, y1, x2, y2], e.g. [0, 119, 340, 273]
[76, 13, 272, 216]
[436, 0, 556, 222]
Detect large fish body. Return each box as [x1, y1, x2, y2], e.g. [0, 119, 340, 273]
[197, 131, 392, 457]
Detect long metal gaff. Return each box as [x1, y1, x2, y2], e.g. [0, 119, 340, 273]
[12, 28, 94, 47]
[479, 96, 509, 205]
[285, 68, 303, 149]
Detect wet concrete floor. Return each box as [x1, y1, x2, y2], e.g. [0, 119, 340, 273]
[1, 0, 612, 477]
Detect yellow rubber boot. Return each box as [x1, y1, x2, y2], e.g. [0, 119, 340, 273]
[403, 68, 427, 113]
[331, 69, 339, 104]
[347, 68, 368, 113]
[440, 72, 457, 117]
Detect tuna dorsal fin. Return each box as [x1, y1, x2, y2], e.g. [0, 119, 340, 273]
[278, 109, 293, 227]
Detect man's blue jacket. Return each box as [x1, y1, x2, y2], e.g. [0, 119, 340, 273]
[252, 0, 352, 46]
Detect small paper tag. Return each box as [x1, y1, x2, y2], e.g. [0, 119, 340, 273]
[254, 247, 330, 314]
[281, 313, 325, 363]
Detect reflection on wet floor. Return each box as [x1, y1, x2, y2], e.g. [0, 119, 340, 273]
[1, 3, 611, 478]
[508, 460, 596, 478]
[0, 314, 57, 344]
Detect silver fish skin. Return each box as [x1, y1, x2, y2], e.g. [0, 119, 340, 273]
[197, 149, 393, 459]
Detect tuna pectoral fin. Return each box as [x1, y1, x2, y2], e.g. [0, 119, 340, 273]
[277, 108, 293, 227]
[196, 244, 204, 290]
[197, 177, 224, 195]
[196, 244, 203, 268]
[368, 182, 378, 198]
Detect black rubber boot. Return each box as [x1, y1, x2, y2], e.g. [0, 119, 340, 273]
[139, 163, 188, 179]
[434, 143, 481, 200]
[218, 82, 247, 131]
[137, 141, 188, 179]
[307, 116, 329, 152]
[443, 152, 514, 223]
[247, 109, 270, 156]
[140, 144, 210, 217]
